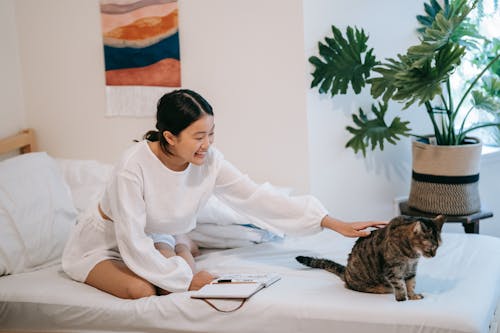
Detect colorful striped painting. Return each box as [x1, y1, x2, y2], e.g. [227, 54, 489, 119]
[100, 0, 181, 87]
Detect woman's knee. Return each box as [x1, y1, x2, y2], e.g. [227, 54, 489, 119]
[124, 279, 156, 299]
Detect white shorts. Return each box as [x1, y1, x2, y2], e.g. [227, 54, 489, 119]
[61, 205, 175, 283]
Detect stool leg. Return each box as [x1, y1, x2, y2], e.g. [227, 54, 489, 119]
[462, 220, 479, 234]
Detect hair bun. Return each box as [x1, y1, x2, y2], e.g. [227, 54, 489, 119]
[143, 130, 160, 142]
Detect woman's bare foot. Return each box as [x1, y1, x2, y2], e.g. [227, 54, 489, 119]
[174, 234, 201, 257]
[189, 270, 216, 291]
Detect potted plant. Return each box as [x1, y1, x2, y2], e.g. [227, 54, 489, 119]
[308, 0, 500, 215]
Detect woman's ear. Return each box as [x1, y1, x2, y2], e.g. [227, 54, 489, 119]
[163, 131, 177, 146]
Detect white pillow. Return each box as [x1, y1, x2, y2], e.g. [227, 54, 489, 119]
[0, 152, 77, 275]
[56, 158, 113, 212]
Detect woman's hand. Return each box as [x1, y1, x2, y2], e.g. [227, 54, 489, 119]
[188, 270, 215, 291]
[321, 215, 388, 238]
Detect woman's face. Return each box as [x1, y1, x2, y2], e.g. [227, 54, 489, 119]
[169, 114, 215, 166]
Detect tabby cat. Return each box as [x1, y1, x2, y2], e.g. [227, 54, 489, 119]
[296, 215, 445, 301]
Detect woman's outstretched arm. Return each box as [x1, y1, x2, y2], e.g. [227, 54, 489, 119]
[320, 215, 388, 237]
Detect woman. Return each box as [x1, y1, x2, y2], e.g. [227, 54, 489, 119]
[62, 89, 385, 299]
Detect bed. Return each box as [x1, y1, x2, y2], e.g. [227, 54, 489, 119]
[1, 129, 499, 333]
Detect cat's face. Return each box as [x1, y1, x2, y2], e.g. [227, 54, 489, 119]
[411, 215, 445, 258]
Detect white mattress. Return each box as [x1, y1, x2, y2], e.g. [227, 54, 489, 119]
[1, 231, 499, 333]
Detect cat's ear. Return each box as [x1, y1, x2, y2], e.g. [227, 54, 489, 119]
[412, 221, 423, 234]
[433, 215, 446, 232]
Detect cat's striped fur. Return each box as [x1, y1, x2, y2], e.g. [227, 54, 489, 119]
[296, 215, 445, 301]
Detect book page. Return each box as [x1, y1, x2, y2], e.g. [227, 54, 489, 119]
[213, 273, 280, 287]
[190, 282, 264, 299]
[190, 273, 280, 299]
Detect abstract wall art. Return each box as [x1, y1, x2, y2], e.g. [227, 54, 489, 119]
[100, 0, 181, 117]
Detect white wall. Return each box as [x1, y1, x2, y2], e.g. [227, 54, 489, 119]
[477, 156, 500, 237]
[0, 0, 26, 139]
[14, 0, 154, 166]
[178, 0, 310, 191]
[304, 0, 428, 221]
[13, 0, 310, 193]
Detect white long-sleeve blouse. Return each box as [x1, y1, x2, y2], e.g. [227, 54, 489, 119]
[99, 141, 328, 292]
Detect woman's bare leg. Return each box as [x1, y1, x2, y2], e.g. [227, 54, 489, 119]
[151, 242, 178, 295]
[153, 242, 176, 258]
[175, 244, 196, 272]
[85, 259, 156, 299]
[174, 234, 201, 273]
[155, 240, 195, 273]
[85, 240, 198, 299]
[175, 234, 201, 257]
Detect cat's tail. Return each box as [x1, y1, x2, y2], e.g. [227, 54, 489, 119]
[295, 256, 345, 281]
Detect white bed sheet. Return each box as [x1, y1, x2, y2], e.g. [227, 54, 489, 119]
[1, 231, 499, 333]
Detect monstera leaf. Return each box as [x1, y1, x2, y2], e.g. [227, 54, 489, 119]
[309, 25, 378, 96]
[417, 0, 480, 49]
[409, 0, 472, 68]
[416, 0, 450, 34]
[345, 102, 411, 156]
[471, 90, 500, 112]
[370, 43, 464, 109]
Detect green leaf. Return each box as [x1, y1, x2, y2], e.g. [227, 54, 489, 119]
[410, 0, 473, 67]
[417, 0, 449, 34]
[345, 102, 411, 156]
[471, 90, 500, 113]
[309, 25, 378, 96]
[480, 75, 500, 98]
[368, 42, 464, 108]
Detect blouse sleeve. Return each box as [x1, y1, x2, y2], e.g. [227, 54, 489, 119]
[213, 156, 328, 237]
[102, 170, 193, 292]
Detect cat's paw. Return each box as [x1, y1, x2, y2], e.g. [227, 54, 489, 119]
[409, 293, 424, 300]
[395, 294, 407, 302]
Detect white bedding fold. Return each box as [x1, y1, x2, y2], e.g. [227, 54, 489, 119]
[188, 223, 281, 248]
[192, 194, 282, 248]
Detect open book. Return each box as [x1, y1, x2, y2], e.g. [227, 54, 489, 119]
[190, 273, 281, 299]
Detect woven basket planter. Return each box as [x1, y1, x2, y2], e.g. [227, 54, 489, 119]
[408, 136, 482, 216]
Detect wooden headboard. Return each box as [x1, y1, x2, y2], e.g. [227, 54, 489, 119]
[0, 129, 37, 155]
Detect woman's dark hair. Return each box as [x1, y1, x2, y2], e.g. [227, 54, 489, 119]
[143, 89, 213, 155]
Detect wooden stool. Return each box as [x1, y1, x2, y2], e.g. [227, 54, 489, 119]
[399, 201, 493, 234]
